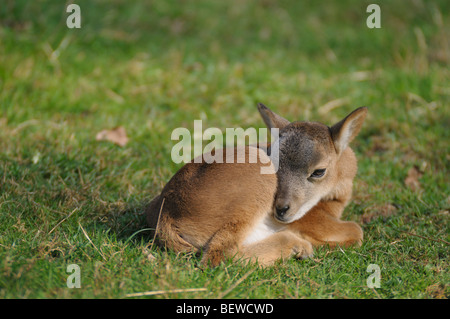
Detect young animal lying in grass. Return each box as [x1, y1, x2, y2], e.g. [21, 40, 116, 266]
[146, 104, 367, 267]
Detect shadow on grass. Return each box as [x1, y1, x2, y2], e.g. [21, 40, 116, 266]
[93, 198, 156, 247]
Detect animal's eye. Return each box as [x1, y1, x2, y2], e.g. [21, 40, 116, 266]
[310, 169, 326, 178]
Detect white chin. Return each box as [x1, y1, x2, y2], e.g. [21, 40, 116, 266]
[291, 196, 322, 222]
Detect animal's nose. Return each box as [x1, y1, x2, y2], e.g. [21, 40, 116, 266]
[276, 205, 290, 217]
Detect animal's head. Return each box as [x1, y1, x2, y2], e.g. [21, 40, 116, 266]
[258, 103, 367, 223]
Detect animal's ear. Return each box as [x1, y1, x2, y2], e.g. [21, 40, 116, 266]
[330, 107, 367, 155]
[257, 103, 290, 130]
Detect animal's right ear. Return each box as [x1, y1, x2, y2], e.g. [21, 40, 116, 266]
[257, 103, 290, 130]
[330, 107, 368, 155]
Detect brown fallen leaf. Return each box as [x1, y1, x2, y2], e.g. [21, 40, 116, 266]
[404, 166, 423, 191]
[361, 203, 398, 224]
[96, 126, 129, 147]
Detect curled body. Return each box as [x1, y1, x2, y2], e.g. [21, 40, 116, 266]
[146, 104, 367, 266]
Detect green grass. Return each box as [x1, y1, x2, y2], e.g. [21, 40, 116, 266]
[0, 0, 449, 299]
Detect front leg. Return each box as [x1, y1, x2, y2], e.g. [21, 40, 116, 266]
[289, 200, 363, 248]
[201, 219, 249, 267]
[239, 230, 313, 267]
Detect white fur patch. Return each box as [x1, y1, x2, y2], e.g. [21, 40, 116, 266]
[243, 214, 285, 246]
[291, 193, 323, 222]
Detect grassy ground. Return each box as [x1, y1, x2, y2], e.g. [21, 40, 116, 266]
[0, 0, 449, 299]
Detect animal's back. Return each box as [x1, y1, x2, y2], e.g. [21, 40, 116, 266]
[146, 146, 277, 252]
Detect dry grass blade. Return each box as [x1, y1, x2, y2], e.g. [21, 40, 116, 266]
[79, 221, 107, 261]
[48, 207, 78, 234]
[218, 268, 256, 299]
[147, 197, 165, 252]
[124, 288, 207, 298]
[318, 97, 349, 115]
[399, 230, 450, 245]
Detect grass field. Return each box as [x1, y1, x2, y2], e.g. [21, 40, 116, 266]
[0, 0, 449, 299]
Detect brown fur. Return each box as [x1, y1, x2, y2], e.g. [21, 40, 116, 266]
[146, 104, 367, 267]
[146, 146, 312, 266]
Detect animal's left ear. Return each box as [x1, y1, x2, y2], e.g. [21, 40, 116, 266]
[330, 107, 368, 155]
